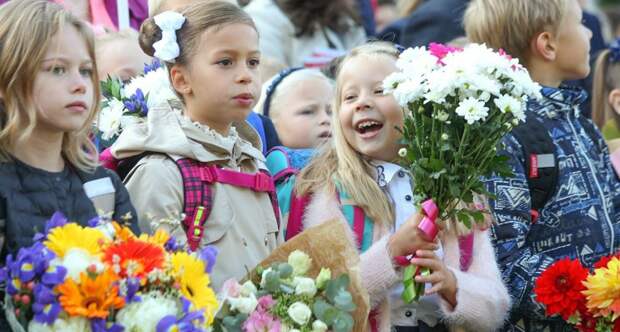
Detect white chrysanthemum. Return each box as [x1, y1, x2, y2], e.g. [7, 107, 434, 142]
[396, 46, 438, 77]
[455, 97, 489, 125]
[97, 99, 125, 140]
[53, 248, 103, 281]
[424, 70, 454, 103]
[494, 94, 521, 114]
[123, 68, 178, 109]
[116, 292, 180, 331]
[29, 316, 91, 332]
[393, 79, 426, 106]
[382, 72, 408, 93]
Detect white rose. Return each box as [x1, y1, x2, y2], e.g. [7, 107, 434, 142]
[312, 320, 328, 332]
[228, 293, 258, 314]
[288, 250, 312, 276]
[294, 277, 317, 297]
[288, 302, 312, 326]
[240, 280, 258, 296]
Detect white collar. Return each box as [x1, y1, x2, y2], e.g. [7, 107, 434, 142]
[371, 160, 408, 187]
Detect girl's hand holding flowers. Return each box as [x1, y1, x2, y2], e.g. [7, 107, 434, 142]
[411, 249, 458, 307]
[388, 212, 439, 259]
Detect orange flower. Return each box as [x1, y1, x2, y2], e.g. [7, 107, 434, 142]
[103, 239, 165, 280]
[57, 270, 125, 319]
[112, 222, 137, 242]
[139, 228, 170, 247]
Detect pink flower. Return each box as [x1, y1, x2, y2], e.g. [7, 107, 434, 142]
[257, 295, 276, 312]
[222, 279, 241, 298]
[428, 43, 462, 63]
[243, 311, 281, 332]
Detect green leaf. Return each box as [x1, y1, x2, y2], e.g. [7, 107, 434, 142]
[456, 211, 472, 229]
[264, 270, 280, 293]
[333, 289, 356, 312]
[471, 211, 485, 223]
[277, 263, 293, 279]
[332, 312, 355, 332]
[313, 299, 330, 320]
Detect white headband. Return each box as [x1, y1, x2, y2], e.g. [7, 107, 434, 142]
[152, 11, 186, 62]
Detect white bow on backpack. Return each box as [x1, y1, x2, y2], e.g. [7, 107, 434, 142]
[153, 11, 186, 62]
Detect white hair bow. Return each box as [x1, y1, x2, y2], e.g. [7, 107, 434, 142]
[153, 11, 186, 62]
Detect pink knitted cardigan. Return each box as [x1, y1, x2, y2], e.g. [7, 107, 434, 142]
[302, 188, 511, 332]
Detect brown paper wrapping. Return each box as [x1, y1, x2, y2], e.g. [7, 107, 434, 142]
[250, 219, 370, 331]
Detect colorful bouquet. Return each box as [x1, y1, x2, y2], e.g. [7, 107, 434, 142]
[0, 213, 218, 332]
[383, 42, 542, 303]
[214, 220, 369, 332]
[534, 255, 620, 331]
[96, 59, 178, 144]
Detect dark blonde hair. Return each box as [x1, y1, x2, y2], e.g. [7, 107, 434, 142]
[296, 42, 400, 227]
[464, 0, 568, 64]
[139, 1, 255, 68]
[0, 0, 100, 171]
[592, 49, 620, 129]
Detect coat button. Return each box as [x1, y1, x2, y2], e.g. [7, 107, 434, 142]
[405, 195, 412, 202]
[398, 170, 406, 178]
[405, 310, 413, 317]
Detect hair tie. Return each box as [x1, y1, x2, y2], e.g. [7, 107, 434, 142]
[153, 11, 186, 62]
[610, 38, 620, 64]
[262, 67, 303, 117]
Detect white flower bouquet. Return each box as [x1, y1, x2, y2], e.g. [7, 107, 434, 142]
[384, 43, 542, 303]
[96, 60, 178, 144]
[384, 42, 541, 227]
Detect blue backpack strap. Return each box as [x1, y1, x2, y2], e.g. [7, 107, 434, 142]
[335, 182, 374, 253]
[246, 112, 267, 155]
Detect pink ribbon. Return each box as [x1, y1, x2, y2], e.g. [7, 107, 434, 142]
[395, 199, 439, 266]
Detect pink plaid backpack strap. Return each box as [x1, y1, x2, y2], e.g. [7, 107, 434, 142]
[199, 165, 280, 229]
[174, 158, 214, 252]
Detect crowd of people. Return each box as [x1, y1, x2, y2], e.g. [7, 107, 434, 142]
[1, 0, 620, 331]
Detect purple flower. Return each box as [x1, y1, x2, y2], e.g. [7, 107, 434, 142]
[164, 237, 180, 252]
[144, 59, 162, 74]
[41, 264, 66, 286]
[7, 278, 22, 295]
[32, 301, 61, 324]
[35, 212, 69, 241]
[34, 284, 56, 304]
[243, 310, 281, 332]
[124, 277, 141, 303]
[91, 319, 125, 332]
[88, 216, 102, 227]
[15, 245, 48, 282]
[198, 246, 218, 274]
[156, 298, 204, 332]
[124, 89, 148, 116]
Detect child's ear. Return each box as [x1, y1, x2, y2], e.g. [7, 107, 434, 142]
[609, 88, 620, 116]
[531, 31, 557, 62]
[170, 65, 192, 96]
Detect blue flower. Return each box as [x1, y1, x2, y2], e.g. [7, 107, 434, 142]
[124, 277, 141, 303]
[34, 284, 56, 304]
[91, 319, 125, 332]
[156, 298, 205, 332]
[198, 246, 218, 274]
[164, 237, 180, 252]
[144, 59, 162, 74]
[15, 243, 50, 282]
[124, 89, 148, 116]
[32, 301, 61, 325]
[41, 264, 66, 287]
[34, 212, 68, 241]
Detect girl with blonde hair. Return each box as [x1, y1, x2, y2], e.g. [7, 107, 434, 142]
[282, 42, 510, 331]
[0, 0, 138, 308]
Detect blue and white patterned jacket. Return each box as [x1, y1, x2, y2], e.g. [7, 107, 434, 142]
[485, 86, 620, 332]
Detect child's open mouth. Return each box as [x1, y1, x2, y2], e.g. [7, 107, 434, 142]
[355, 120, 383, 138]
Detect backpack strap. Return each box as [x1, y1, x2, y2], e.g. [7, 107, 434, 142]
[511, 114, 558, 223]
[286, 191, 311, 241]
[175, 159, 214, 252]
[175, 159, 281, 251]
